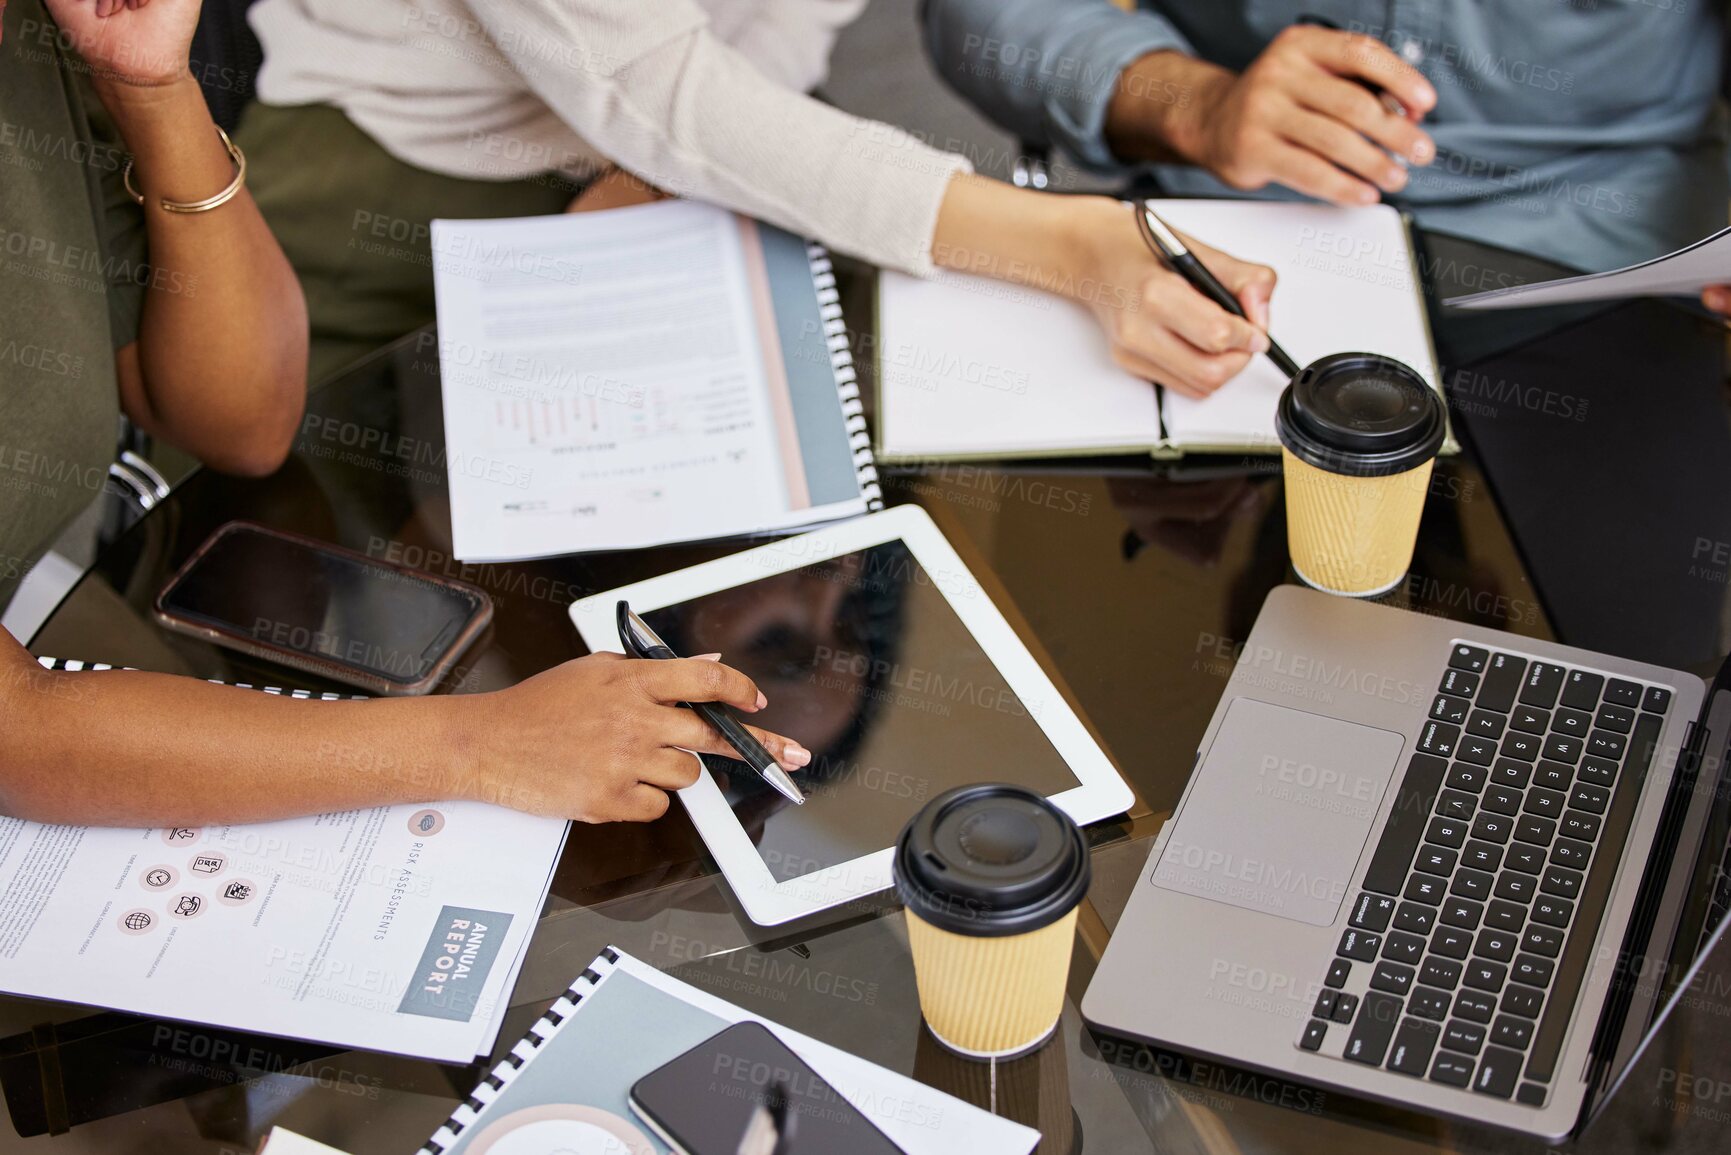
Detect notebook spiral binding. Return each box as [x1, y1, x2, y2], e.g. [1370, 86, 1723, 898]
[33, 656, 365, 700]
[807, 243, 883, 513]
[419, 945, 624, 1155]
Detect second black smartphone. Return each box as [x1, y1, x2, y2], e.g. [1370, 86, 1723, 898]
[629, 1021, 904, 1155]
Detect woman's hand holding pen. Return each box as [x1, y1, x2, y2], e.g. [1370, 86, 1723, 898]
[933, 175, 1278, 401]
[1069, 197, 1277, 399]
[452, 653, 810, 825]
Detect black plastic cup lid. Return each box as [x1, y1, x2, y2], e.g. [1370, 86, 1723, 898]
[893, 784, 1091, 938]
[1275, 352, 1445, 478]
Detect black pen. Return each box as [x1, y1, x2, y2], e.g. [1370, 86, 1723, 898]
[1295, 12, 1456, 169]
[1133, 201, 1301, 379]
[616, 601, 806, 805]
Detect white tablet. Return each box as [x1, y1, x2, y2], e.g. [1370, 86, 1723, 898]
[569, 507, 1133, 925]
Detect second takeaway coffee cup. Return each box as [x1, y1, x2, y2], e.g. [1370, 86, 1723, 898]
[1275, 352, 1447, 597]
[894, 784, 1090, 1060]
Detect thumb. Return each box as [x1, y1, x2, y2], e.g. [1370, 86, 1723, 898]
[1229, 262, 1277, 331]
[1191, 238, 1277, 330]
[1223, 313, 1270, 355]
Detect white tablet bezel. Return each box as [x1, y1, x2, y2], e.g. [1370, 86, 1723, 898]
[568, 506, 1133, 925]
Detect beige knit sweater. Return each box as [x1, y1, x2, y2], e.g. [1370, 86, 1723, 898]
[249, 0, 971, 274]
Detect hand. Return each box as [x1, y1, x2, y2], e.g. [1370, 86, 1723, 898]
[41, 0, 200, 88]
[566, 166, 669, 213]
[1069, 199, 1276, 399]
[1116, 29, 1436, 206]
[1703, 286, 1731, 315]
[460, 653, 810, 824]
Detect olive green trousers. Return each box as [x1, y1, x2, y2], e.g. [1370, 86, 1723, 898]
[236, 102, 584, 384]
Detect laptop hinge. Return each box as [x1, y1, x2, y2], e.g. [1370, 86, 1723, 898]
[1581, 674, 1723, 1104]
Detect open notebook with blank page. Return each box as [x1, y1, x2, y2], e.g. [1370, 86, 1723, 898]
[875, 200, 1444, 461]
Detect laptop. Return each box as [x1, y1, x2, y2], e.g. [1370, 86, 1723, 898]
[1083, 584, 1731, 1139]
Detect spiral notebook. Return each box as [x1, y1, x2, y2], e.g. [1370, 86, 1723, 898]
[34, 655, 364, 698]
[431, 201, 881, 562]
[419, 947, 1038, 1155]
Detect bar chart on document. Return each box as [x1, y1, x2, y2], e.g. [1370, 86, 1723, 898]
[432, 202, 798, 562]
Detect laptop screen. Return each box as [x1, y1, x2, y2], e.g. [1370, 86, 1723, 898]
[1590, 654, 1731, 1122]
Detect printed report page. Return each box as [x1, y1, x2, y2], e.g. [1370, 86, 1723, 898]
[431, 201, 805, 561]
[0, 801, 565, 1062]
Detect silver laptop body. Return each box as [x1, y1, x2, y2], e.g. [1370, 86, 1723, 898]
[1084, 584, 1725, 1140]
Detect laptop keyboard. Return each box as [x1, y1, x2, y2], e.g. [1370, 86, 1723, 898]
[1297, 642, 1671, 1107]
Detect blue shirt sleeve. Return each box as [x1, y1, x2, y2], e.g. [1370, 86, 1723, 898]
[923, 0, 1193, 172]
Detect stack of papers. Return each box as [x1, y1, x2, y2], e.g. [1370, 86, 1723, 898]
[1446, 224, 1731, 309]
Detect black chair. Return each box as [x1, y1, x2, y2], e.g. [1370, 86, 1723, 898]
[188, 0, 263, 133]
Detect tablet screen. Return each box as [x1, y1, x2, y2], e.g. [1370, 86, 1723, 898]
[644, 540, 1080, 883]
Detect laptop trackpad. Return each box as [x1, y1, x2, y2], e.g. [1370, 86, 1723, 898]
[1152, 699, 1406, 927]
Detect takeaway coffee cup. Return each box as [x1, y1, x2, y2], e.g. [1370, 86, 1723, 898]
[893, 783, 1090, 1060]
[1274, 352, 1447, 597]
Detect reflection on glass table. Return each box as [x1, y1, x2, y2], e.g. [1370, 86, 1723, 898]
[6, 230, 1729, 1153]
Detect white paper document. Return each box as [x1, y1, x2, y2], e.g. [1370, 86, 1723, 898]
[259, 1128, 353, 1155]
[877, 200, 1439, 459]
[431, 201, 870, 562]
[0, 801, 566, 1062]
[1446, 225, 1731, 310]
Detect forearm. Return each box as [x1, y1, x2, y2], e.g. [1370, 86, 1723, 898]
[2, 660, 485, 827]
[95, 75, 307, 475]
[1105, 50, 1233, 166]
[475, 0, 965, 274]
[924, 0, 1190, 170]
[718, 0, 866, 93]
[931, 173, 1108, 301]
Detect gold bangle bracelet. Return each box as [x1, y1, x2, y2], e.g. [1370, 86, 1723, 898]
[123, 125, 248, 215]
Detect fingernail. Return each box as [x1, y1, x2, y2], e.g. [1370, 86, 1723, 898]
[783, 744, 812, 768]
[693, 652, 721, 662]
[1411, 139, 1434, 165]
[1357, 186, 1379, 205]
[1385, 166, 1408, 191]
[1249, 331, 1270, 354]
[755, 691, 768, 710]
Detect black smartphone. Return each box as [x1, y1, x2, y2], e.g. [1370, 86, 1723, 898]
[629, 1021, 905, 1155]
[154, 521, 492, 696]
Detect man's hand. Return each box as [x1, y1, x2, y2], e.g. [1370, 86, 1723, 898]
[1069, 198, 1276, 399]
[462, 653, 810, 825]
[1110, 27, 1437, 207]
[1703, 286, 1731, 316]
[42, 0, 200, 88]
[567, 166, 669, 213]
